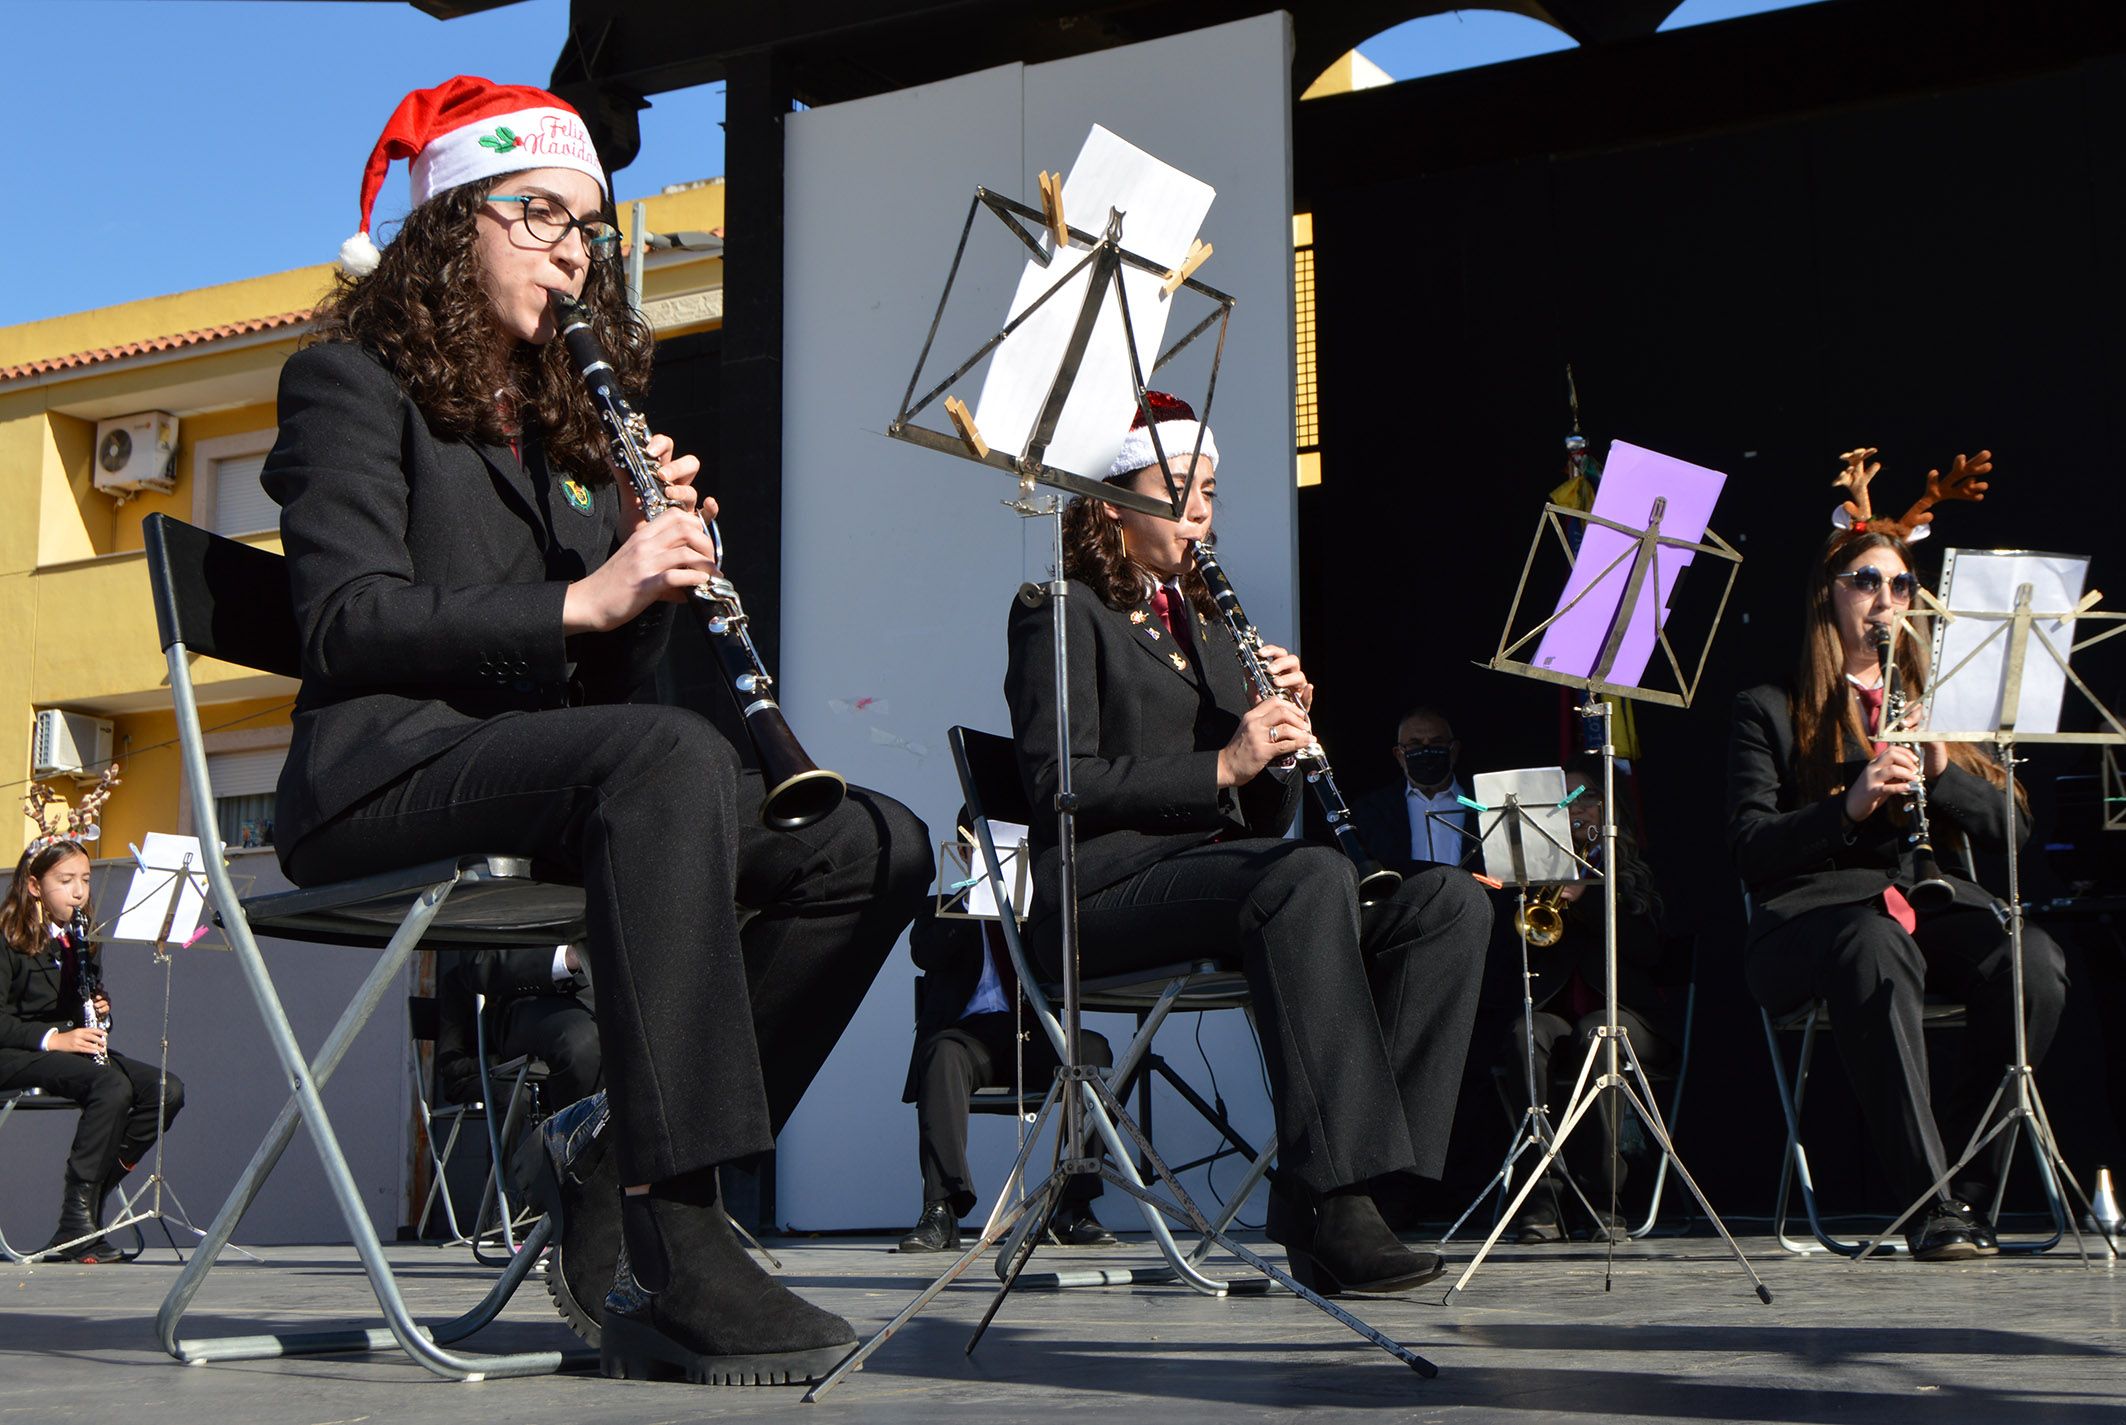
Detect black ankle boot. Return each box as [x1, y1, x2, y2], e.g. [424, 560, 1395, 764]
[1287, 1190, 1444, 1297]
[511, 1092, 618, 1347]
[41, 1175, 110, 1263]
[600, 1189, 856, 1385]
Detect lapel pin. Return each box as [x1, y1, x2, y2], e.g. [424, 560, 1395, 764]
[1129, 609, 1148, 624]
[1168, 651, 1188, 671]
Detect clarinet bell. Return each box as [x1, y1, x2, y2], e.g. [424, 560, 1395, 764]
[1356, 864, 1403, 906]
[1908, 856, 1957, 913]
[2087, 1165, 2123, 1239]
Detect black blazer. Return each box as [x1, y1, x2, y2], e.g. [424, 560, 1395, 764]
[261, 341, 673, 855]
[1726, 681, 2027, 947]
[1003, 579, 1299, 920]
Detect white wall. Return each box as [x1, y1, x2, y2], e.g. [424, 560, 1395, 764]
[778, 13, 1297, 1230]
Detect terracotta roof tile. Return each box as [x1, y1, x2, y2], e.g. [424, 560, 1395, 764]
[0, 309, 314, 383]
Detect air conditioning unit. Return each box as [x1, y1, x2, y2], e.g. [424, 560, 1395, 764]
[93, 411, 179, 496]
[32, 709, 115, 779]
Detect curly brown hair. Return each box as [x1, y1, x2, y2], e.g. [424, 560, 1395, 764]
[1060, 480, 1215, 618]
[308, 175, 654, 484]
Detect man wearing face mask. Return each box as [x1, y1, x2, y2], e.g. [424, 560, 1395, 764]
[1348, 707, 1472, 873]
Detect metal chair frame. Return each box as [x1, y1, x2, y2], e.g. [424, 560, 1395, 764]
[949, 726, 1277, 1295]
[143, 513, 590, 1381]
[0, 1088, 147, 1262]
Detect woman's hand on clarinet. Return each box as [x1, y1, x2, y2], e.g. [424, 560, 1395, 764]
[1846, 742, 1922, 823]
[1898, 700, 1951, 778]
[51, 1025, 107, 1057]
[1253, 643, 1315, 712]
[91, 994, 111, 1019]
[564, 505, 721, 633]
[1218, 697, 1312, 788]
[616, 432, 709, 535]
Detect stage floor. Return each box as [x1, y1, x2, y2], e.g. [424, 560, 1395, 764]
[2, 1230, 2120, 1423]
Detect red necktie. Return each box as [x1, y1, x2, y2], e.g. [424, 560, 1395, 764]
[1149, 585, 1175, 634]
[1855, 683, 1917, 933]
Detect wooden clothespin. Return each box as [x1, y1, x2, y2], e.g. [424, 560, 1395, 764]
[1162, 238, 1212, 296]
[944, 396, 989, 460]
[1038, 170, 1068, 251]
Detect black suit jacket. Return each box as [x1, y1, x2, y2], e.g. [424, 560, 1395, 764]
[261, 341, 673, 854]
[1337, 780, 1475, 875]
[0, 940, 84, 1053]
[1003, 579, 1300, 920]
[1726, 681, 2027, 948]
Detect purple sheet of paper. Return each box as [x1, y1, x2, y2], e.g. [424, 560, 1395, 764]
[1531, 441, 1727, 689]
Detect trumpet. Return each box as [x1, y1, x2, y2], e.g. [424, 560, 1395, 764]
[1514, 886, 1567, 948]
[1189, 541, 1401, 904]
[551, 293, 846, 830]
[1872, 625, 1954, 910]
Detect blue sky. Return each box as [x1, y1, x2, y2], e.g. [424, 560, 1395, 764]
[0, 0, 1809, 331]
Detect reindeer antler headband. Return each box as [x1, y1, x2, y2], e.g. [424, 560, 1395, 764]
[21, 765, 120, 857]
[1831, 446, 1992, 543]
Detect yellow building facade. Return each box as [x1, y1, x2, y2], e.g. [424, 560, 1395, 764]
[2, 181, 729, 858]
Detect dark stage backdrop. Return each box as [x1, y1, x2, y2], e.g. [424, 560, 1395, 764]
[1300, 54, 2126, 1218]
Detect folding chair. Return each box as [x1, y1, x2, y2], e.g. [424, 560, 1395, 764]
[142, 513, 589, 1380]
[407, 993, 544, 1260]
[949, 726, 1277, 1295]
[0, 1088, 145, 1262]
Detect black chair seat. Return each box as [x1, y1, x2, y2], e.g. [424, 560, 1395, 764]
[238, 855, 587, 948]
[1071, 960, 1251, 1013]
[0, 1088, 68, 1109]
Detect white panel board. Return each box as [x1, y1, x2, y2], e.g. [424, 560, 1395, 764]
[778, 12, 1295, 1231]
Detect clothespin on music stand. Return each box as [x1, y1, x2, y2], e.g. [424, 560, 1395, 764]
[944, 396, 990, 460]
[1038, 169, 1068, 252]
[1162, 238, 1212, 296]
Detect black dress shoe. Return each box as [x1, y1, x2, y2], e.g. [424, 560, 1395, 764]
[1583, 1209, 1629, 1244]
[602, 1193, 855, 1386]
[1948, 1200, 2001, 1257]
[1511, 1195, 1566, 1245]
[896, 1201, 960, 1253]
[512, 1092, 619, 1345]
[1047, 1205, 1118, 1247]
[40, 1174, 115, 1264]
[1906, 1199, 1984, 1262]
[1286, 1191, 1445, 1296]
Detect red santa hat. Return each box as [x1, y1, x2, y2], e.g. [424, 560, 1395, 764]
[1106, 390, 1219, 480]
[339, 75, 609, 276]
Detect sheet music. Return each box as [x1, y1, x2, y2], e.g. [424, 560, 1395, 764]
[1929, 547, 2091, 737]
[966, 820, 1031, 919]
[111, 833, 209, 947]
[1472, 767, 1577, 886]
[973, 125, 1214, 477]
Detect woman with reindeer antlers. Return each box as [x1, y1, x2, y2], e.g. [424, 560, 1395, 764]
[0, 770, 184, 1262]
[1726, 448, 2066, 1261]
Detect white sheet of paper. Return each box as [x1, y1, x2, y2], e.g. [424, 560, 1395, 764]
[111, 832, 209, 946]
[1472, 768, 1577, 885]
[967, 820, 1031, 919]
[1928, 548, 2091, 737]
[973, 125, 1214, 477]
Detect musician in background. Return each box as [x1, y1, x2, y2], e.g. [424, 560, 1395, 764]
[1348, 706, 1473, 871]
[265, 76, 929, 1384]
[896, 908, 1115, 1253]
[1727, 452, 2064, 1261]
[1004, 392, 1490, 1297]
[434, 946, 600, 1112]
[1491, 762, 1675, 1243]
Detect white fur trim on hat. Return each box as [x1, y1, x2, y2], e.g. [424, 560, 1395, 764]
[339, 230, 382, 276]
[1108, 419, 1218, 480]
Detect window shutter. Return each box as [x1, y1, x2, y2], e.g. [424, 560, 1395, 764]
[211, 453, 278, 537]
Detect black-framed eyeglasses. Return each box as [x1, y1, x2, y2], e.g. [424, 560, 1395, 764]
[488, 195, 621, 258]
[1835, 566, 1918, 603]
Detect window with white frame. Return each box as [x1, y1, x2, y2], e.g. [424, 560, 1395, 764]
[192, 428, 280, 539]
[207, 746, 283, 849]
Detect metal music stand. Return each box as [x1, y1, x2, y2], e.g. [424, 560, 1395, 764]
[808, 182, 1433, 1401]
[1857, 575, 2126, 1262]
[1453, 485, 1769, 1304]
[70, 840, 256, 1263]
[1431, 782, 1611, 1245]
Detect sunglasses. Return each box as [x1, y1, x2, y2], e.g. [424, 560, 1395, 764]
[1835, 566, 1918, 603]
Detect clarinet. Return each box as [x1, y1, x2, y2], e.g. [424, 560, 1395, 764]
[70, 908, 109, 1066]
[550, 292, 846, 831]
[1873, 626, 1955, 910]
[1189, 541, 1402, 904]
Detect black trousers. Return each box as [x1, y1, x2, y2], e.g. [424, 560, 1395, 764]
[500, 995, 602, 1111]
[1746, 898, 2068, 1205]
[1495, 1002, 1673, 1194]
[1038, 841, 1491, 1196]
[0, 1048, 184, 1185]
[913, 1011, 1109, 1218]
[285, 703, 932, 1186]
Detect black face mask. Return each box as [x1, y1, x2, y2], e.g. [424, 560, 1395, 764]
[1404, 746, 1453, 789]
